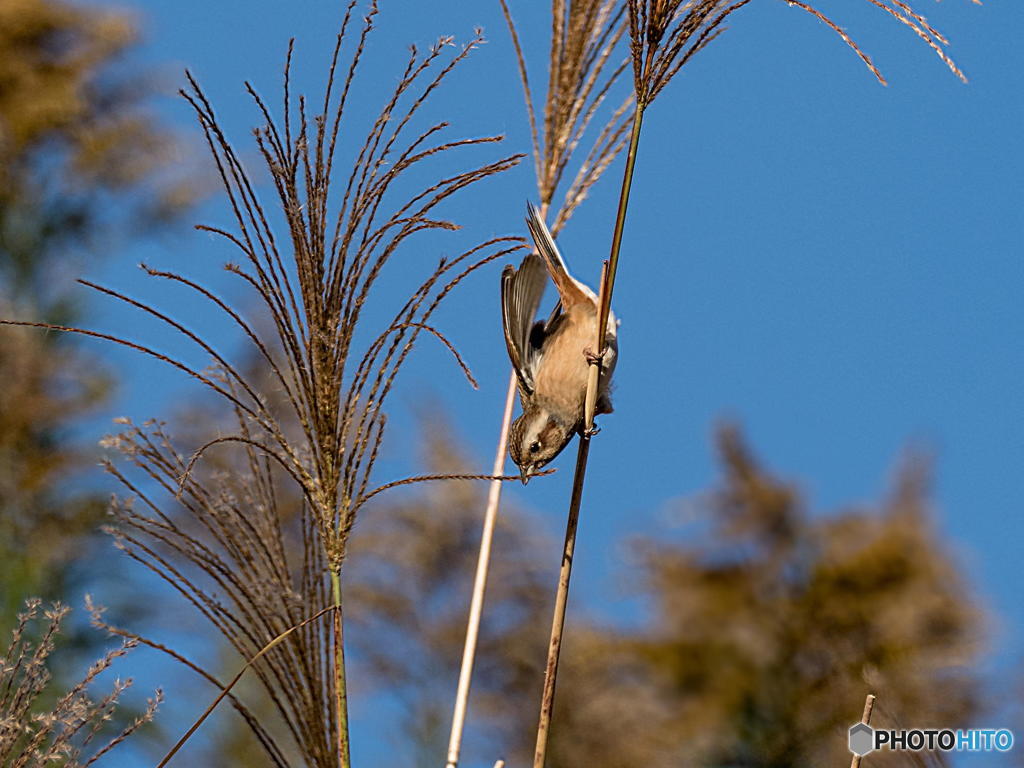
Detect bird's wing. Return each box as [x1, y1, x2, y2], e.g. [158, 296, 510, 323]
[525, 202, 595, 310]
[501, 252, 547, 395]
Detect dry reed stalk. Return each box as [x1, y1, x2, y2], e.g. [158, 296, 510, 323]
[531, 1, 967, 766]
[444, 370, 518, 768]
[850, 694, 877, 768]
[3, 3, 531, 766]
[445, 3, 636, 765]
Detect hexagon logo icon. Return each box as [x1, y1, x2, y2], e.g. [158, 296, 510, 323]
[849, 723, 875, 757]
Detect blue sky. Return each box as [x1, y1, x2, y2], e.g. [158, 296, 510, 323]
[72, 0, 1023, 765]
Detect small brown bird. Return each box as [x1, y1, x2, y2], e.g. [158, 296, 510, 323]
[502, 203, 618, 483]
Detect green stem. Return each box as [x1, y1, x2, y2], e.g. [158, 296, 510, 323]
[331, 568, 351, 768]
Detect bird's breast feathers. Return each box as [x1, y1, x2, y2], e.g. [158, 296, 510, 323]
[532, 305, 616, 416]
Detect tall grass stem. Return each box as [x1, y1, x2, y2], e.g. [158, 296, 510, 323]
[532, 434, 591, 768]
[850, 694, 877, 768]
[533, 105, 644, 768]
[445, 370, 518, 768]
[332, 568, 351, 768]
[598, 105, 643, 337]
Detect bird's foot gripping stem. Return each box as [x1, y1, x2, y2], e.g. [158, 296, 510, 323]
[583, 346, 608, 367]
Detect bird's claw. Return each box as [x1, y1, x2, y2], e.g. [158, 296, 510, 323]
[583, 346, 607, 366]
[583, 423, 601, 438]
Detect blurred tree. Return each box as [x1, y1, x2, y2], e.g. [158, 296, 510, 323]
[0, 0, 192, 628]
[0, 0, 190, 293]
[341, 422, 986, 768]
[628, 426, 984, 767]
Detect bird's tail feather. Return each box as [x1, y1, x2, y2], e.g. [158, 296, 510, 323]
[525, 202, 589, 307]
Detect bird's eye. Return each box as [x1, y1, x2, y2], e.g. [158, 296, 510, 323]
[529, 441, 541, 454]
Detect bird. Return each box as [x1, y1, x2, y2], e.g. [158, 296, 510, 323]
[501, 203, 618, 484]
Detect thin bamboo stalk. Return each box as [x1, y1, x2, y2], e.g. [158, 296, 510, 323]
[531, 260, 607, 768]
[532, 432, 591, 768]
[585, 261, 612, 429]
[532, 105, 644, 768]
[445, 370, 518, 768]
[531, 263, 609, 768]
[443, 191, 557, 766]
[598, 105, 644, 337]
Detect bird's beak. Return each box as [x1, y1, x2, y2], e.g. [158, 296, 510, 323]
[520, 466, 532, 485]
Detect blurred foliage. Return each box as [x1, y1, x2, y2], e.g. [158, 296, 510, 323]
[0, 320, 108, 628]
[0, 0, 193, 630]
[626, 426, 983, 767]
[0, 0, 192, 296]
[340, 421, 985, 768]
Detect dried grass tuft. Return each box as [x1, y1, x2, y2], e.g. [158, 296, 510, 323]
[501, 0, 637, 232]
[0, 598, 161, 768]
[626, 0, 966, 103]
[4, 4, 526, 766]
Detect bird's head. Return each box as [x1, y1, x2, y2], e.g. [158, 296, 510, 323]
[508, 407, 574, 484]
